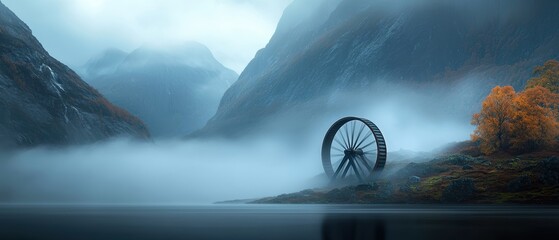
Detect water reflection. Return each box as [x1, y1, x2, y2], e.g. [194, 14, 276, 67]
[320, 210, 559, 240]
[322, 216, 385, 240]
[1, 204, 558, 240]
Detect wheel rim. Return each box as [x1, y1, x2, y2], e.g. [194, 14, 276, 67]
[321, 117, 387, 183]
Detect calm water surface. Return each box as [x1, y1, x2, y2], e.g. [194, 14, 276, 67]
[0, 204, 557, 240]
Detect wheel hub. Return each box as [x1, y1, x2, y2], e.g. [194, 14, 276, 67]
[344, 148, 364, 156]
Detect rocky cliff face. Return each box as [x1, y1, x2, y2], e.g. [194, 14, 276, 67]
[82, 42, 238, 138]
[0, 2, 149, 148]
[202, 0, 559, 137]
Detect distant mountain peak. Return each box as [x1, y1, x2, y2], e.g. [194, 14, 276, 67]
[82, 48, 128, 79]
[117, 41, 225, 74]
[82, 42, 239, 138]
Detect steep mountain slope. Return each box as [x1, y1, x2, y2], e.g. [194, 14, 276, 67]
[203, 0, 559, 137]
[83, 43, 238, 137]
[0, 2, 149, 148]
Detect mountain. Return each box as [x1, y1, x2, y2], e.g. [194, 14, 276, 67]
[0, 2, 149, 148]
[201, 0, 559, 137]
[82, 48, 128, 79]
[82, 43, 238, 138]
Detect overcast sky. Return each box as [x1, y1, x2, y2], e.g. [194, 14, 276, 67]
[3, 0, 292, 73]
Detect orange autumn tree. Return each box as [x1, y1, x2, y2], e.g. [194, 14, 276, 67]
[472, 85, 559, 155]
[471, 86, 516, 154]
[472, 61, 559, 154]
[509, 86, 559, 152]
[526, 59, 559, 94]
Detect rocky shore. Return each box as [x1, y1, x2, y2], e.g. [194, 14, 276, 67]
[254, 153, 559, 204]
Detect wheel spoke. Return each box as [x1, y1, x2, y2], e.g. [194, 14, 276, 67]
[341, 158, 352, 178]
[339, 130, 349, 149]
[353, 156, 366, 177]
[361, 155, 377, 171]
[333, 156, 348, 179]
[350, 121, 356, 148]
[358, 155, 374, 173]
[359, 140, 377, 149]
[334, 137, 347, 150]
[355, 132, 372, 149]
[332, 158, 343, 166]
[349, 157, 363, 182]
[364, 152, 377, 156]
[331, 153, 345, 157]
[353, 124, 366, 149]
[344, 124, 351, 149]
[332, 146, 344, 152]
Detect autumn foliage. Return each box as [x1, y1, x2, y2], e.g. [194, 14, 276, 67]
[471, 86, 516, 154]
[509, 87, 559, 152]
[526, 59, 559, 94]
[472, 61, 559, 155]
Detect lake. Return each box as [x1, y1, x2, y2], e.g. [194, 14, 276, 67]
[0, 204, 557, 239]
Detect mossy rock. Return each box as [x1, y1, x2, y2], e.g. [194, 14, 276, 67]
[441, 178, 476, 203]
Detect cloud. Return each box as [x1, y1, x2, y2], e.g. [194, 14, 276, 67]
[2, 0, 292, 73]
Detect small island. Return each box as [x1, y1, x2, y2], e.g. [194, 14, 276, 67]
[254, 150, 559, 204]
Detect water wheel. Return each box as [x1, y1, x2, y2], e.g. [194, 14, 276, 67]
[321, 117, 387, 183]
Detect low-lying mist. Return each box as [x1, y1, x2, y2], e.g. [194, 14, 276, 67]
[0, 81, 477, 204]
[244, 79, 477, 154]
[0, 138, 321, 204]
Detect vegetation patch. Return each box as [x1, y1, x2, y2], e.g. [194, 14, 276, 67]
[254, 152, 559, 204]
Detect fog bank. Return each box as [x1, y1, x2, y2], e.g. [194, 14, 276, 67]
[0, 138, 320, 204]
[0, 81, 477, 204]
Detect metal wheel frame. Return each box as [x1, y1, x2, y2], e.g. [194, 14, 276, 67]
[321, 117, 387, 183]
